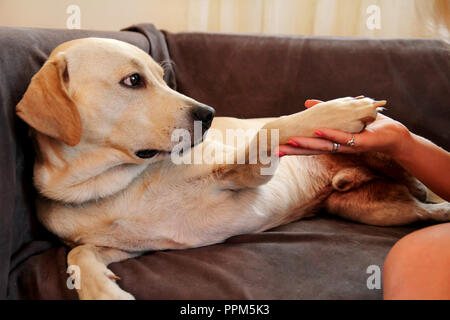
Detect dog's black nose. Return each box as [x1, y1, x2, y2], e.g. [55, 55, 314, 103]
[192, 105, 215, 129]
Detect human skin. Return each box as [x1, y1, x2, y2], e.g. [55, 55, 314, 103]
[277, 98, 450, 299]
[382, 222, 450, 300]
[277, 98, 450, 201]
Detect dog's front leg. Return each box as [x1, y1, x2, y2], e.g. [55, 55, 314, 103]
[215, 97, 385, 190]
[67, 244, 140, 300]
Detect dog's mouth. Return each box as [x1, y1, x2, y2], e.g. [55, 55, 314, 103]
[135, 129, 209, 159]
[135, 149, 168, 159]
[136, 143, 199, 159]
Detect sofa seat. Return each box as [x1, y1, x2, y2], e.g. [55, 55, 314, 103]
[8, 215, 424, 299]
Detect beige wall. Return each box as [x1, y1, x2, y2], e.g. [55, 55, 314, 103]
[0, 0, 191, 32]
[0, 0, 448, 39]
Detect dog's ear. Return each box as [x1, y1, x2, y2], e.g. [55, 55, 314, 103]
[16, 53, 82, 146]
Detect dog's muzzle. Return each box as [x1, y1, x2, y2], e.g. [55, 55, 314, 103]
[192, 104, 215, 132]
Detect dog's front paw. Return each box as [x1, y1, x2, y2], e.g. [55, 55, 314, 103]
[313, 96, 386, 133]
[76, 267, 135, 300]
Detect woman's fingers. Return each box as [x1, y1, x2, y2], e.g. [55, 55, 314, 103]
[277, 144, 329, 156]
[285, 136, 356, 154]
[287, 136, 339, 152]
[278, 135, 358, 156]
[304, 99, 323, 108]
[285, 96, 375, 156]
[313, 128, 357, 146]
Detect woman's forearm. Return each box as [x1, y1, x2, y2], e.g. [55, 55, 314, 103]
[393, 133, 450, 201]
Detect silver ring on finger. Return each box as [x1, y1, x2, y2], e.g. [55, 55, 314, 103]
[346, 135, 356, 147]
[331, 142, 340, 153]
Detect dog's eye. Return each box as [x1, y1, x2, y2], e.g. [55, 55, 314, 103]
[121, 73, 143, 88]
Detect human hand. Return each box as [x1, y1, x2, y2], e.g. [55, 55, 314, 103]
[277, 98, 412, 158]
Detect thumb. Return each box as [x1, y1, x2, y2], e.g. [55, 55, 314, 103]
[304, 99, 323, 108]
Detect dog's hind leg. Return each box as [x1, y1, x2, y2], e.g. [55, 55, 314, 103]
[331, 166, 376, 192]
[67, 244, 140, 300]
[359, 152, 428, 202]
[325, 179, 450, 226]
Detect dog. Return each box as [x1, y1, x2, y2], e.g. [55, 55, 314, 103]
[16, 38, 449, 299]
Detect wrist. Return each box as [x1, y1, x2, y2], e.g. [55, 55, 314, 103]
[389, 130, 415, 163]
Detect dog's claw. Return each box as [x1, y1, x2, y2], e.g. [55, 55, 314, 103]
[107, 273, 121, 280]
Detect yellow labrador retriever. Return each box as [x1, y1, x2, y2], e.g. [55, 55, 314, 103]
[16, 38, 449, 299]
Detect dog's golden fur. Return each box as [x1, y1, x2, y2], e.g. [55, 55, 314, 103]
[16, 38, 449, 299]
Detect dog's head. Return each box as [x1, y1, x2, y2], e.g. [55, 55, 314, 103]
[16, 38, 214, 162]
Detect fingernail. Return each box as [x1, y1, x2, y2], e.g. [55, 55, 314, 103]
[287, 140, 299, 147]
[314, 131, 323, 137]
[277, 152, 286, 158]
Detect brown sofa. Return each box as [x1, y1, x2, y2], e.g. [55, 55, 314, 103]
[1, 24, 448, 300]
